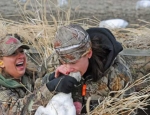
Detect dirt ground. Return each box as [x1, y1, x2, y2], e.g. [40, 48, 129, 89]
[0, 0, 150, 26]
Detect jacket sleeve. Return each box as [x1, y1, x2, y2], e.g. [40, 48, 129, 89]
[95, 55, 134, 100]
[107, 55, 133, 92]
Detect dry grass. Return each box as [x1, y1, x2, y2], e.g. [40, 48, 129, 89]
[0, 0, 150, 114]
[112, 27, 150, 49]
[0, 0, 99, 70]
[89, 73, 150, 115]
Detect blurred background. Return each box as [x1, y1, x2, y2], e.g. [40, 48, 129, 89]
[0, 0, 150, 26]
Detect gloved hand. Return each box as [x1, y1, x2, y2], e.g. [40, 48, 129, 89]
[48, 72, 56, 81]
[41, 72, 56, 85]
[46, 74, 79, 93]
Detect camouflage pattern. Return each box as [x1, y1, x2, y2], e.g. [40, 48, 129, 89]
[0, 36, 29, 57]
[0, 67, 53, 115]
[54, 24, 91, 63]
[123, 55, 150, 91]
[0, 34, 56, 115]
[72, 55, 133, 114]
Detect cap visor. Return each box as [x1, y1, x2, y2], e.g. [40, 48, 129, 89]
[8, 44, 30, 56]
[19, 44, 30, 50]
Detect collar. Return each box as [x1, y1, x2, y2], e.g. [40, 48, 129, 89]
[0, 73, 23, 88]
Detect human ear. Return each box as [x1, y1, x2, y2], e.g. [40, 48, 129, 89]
[0, 60, 4, 68]
[87, 49, 92, 59]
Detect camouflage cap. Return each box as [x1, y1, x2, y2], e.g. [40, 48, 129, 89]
[0, 36, 30, 57]
[54, 24, 91, 63]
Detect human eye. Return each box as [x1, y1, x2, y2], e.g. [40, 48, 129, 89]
[70, 62, 76, 64]
[69, 60, 77, 65]
[20, 49, 24, 53]
[18, 48, 25, 54]
[11, 51, 17, 56]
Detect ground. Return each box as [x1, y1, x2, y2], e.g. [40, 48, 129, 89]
[0, 0, 150, 25]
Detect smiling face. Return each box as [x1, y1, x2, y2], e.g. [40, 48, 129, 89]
[1, 47, 27, 79]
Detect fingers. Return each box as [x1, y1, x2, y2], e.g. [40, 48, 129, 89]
[55, 65, 68, 77]
[55, 68, 60, 78]
[55, 65, 75, 78]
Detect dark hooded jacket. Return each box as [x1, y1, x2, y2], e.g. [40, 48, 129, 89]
[72, 28, 133, 114]
[84, 28, 123, 81]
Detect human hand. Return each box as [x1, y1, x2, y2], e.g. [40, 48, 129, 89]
[55, 65, 75, 77]
[46, 74, 79, 93]
[74, 101, 82, 115]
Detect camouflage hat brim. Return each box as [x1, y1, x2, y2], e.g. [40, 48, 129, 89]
[58, 50, 86, 64]
[6, 44, 30, 56]
[0, 36, 30, 57]
[19, 44, 30, 50]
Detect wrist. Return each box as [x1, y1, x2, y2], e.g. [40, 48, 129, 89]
[41, 84, 54, 98]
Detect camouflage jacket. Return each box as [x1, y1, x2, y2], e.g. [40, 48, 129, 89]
[0, 71, 53, 115]
[72, 55, 133, 113]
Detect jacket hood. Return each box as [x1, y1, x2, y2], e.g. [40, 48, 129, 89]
[86, 28, 123, 71]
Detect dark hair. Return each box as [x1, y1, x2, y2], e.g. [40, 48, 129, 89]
[89, 35, 110, 82]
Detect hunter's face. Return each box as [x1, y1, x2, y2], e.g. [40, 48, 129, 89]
[2, 48, 27, 79]
[63, 50, 92, 76]
[64, 56, 89, 76]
